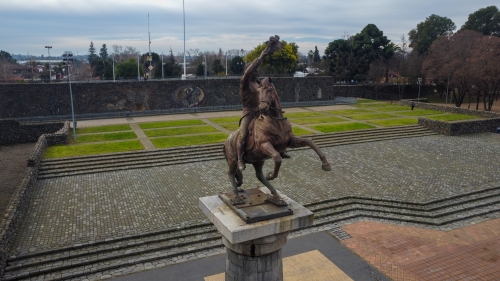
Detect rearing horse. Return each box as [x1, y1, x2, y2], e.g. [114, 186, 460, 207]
[223, 77, 332, 205]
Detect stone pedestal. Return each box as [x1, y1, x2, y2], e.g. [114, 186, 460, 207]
[199, 188, 313, 281]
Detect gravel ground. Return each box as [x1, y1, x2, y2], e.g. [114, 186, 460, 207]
[0, 143, 35, 216]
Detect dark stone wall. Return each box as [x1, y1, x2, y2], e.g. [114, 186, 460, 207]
[418, 117, 500, 136]
[401, 100, 500, 135]
[0, 121, 69, 277]
[0, 78, 429, 118]
[0, 120, 66, 144]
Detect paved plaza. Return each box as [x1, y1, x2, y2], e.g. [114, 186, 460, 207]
[5, 104, 500, 280]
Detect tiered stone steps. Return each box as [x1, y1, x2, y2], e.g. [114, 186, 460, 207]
[38, 125, 437, 179]
[3, 185, 500, 281]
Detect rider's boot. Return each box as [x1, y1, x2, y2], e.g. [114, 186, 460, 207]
[237, 139, 246, 171]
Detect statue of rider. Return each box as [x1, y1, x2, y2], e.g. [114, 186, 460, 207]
[237, 35, 289, 171]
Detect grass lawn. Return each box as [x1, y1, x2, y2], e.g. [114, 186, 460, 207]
[371, 105, 411, 112]
[344, 113, 397, 120]
[356, 99, 378, 103]
[208, 117, 242, 124]
[394, 109, 445, 116]
[292, 127, 314, 136]
[76, 124, 132, 134]
[44, 141, 144, 158]
[289, 116, 346, 125]
[426, 114, 479, 122]
[354, 102, 395, 108]
[144, 126, 219, 137]
[139, 119, 205, 129]
[368, 118, 418, 127]
[76, 132, 137, 143]
[325, 109, 373, 115]
[151, 133, 228, 148]
[219, 123, 240, 131]
[284, 112, 328, 118]
[309, 122, 376, 133]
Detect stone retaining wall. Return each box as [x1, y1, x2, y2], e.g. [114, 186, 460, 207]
[399, 100, 500, 135]
[418, 117, 500, 136]
[0, 121, 69, 277]
[1, 79, 429, 118]
[399, 99, 500, 119]
[0, 120, 66, 144]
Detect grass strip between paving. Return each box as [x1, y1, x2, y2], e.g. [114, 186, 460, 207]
[394, 109, 445, 116]
[344, 113, 398, 120]
[309, 122, 376, 133]
[208, 117, 242, 124]
[325, 109, 373, 115]
[284, 112, 328, 118]
[144, 126, 219, 137]
[76, 124, 132, 134]
[292, 127, 314, 136]
[425, 114, 479, 122]
[139, 119, 205, 129]
[290, 116, 346, 125]
[368, 118, 419, 127]
[151, 133, 228, 148]
[44, 141, 144, 158]
[76, 132, 138, 143]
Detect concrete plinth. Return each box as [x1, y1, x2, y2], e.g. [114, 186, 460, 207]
[199, 188, 313, 281]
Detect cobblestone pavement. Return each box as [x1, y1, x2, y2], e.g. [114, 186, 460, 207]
[9, 132, 500, 257]
[341, 218, 500, 280]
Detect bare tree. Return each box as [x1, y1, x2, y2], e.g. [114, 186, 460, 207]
[423, 30, 482, 107]
[471, 35, 500, 110]
[0, 58, 15, 84]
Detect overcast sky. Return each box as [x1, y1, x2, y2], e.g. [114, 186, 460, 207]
[1, 0, 497, 58]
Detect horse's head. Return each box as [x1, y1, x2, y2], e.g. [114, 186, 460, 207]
[258, 77, 278, 116]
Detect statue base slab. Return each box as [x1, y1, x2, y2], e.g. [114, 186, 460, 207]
[199, 187, 313, 245]
[218, 188, 293, 223]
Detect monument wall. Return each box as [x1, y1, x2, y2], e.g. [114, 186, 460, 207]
[0, 77, 428, 118]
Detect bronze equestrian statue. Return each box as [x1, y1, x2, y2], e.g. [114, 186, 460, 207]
[223, 35, 332, 206]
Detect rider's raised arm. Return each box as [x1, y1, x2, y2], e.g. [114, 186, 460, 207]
[241, 47, 269, 84]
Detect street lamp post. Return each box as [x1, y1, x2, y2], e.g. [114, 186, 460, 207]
[112, 55, 115, 82]
[182, 0, 186, 80]
[63, 53, 76, 141]
[45, 46, 52, 83]
[418, 77, 422, 101]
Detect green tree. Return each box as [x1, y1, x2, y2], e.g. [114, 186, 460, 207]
[196, 63, 205, 76]
[324, 39, 353, 82]
[99, 44, 108, 59]
[116, 58, 143, 79]
[461, 6, 500, 36]
[409, 14, 456, 54]
[212, 59, 225, 75]
[0, 50, 17, 63]
[154, 50, 181, 78]
[230, 56, 244, 75]
[244, 40, 298, 74]
[351, 24, 397, 81]
[313, 46, 321, 63]
[88, 41, 97, 64]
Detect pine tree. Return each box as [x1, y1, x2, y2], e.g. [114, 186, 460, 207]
[100, 44, 108, 59]
[88, 42, 97, 64]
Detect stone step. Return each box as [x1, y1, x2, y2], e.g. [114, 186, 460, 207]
[5, 187, 498, 281]
[312, 200, 500, 228]
[38, 126, 436, 179]
[3, 224, 220, 281]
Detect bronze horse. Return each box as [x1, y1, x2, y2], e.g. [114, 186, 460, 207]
[223, 77, 331, 205]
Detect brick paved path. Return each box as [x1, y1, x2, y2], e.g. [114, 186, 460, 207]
[341, 218, 500, 280]
[9, 133, 500, 257]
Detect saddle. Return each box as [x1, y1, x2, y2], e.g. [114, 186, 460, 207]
[245, 115, 292, 151]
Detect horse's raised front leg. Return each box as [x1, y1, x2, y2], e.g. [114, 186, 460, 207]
[289, 136, 332, 171]
[252, 161, 286, 206]
[259, 141, 282, 181]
